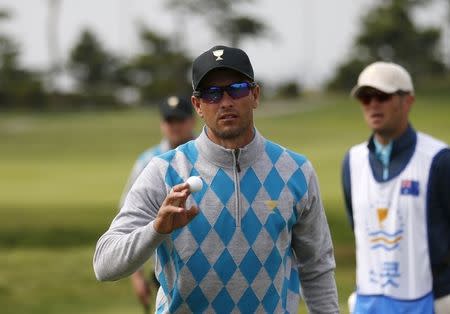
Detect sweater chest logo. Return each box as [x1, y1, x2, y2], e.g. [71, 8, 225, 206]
[400, 179, 419, 196]
[264, 200, 278, 211]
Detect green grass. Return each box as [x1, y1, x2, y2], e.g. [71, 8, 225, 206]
[1, 93, 449, 313]
[0, 246, 147, 314]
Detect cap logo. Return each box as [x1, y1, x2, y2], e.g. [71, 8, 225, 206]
[213, 49, 224, 61]
[167, 96, 179, 108]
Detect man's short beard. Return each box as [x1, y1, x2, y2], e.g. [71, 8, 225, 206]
[211, 124, 249, 140]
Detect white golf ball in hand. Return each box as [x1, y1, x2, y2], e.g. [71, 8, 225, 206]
[186, 176, 203, 192]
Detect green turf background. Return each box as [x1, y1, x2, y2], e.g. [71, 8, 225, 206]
[1, 92, 449, 313]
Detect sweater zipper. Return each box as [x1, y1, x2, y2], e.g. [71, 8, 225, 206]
[233, 149, 241, 226]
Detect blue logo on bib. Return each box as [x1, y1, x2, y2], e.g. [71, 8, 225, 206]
[400, 180, 419, 196]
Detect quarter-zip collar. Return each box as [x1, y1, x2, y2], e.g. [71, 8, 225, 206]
[196, 126, 265, 169]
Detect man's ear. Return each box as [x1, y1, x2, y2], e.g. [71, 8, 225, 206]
[252, 84, 260, 109]
[191, 96, 203, 118]
[404, 94, 415, 113]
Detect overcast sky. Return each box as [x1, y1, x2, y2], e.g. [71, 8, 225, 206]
[0, 0, 447, 89]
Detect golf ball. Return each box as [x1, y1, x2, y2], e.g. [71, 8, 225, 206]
[186, 176, 203, 192]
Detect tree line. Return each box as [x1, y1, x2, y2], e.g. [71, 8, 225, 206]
[0, 0, 449, 111]
[328, 0, 450, 91]
[0, 0, 276, 111]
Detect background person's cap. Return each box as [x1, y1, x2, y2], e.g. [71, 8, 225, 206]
[351, 61, 414, 96]
[159, 96, 193, 120]
[192, 45, 254, 90]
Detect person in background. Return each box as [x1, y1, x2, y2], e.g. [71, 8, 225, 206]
[119, 96, 195, 311]
[342, 61, 450, 314]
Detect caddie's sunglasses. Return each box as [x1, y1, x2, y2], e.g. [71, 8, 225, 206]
[357, 90, 409, 105]
[193, 82, 257, 104]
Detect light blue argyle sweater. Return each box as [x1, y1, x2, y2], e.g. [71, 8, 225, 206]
[94, 128, 338, 313]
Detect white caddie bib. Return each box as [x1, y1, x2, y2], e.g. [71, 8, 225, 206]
[350, 132, 447, 300]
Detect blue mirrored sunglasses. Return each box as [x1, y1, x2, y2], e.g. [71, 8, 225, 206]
[193, 82, 256, 104]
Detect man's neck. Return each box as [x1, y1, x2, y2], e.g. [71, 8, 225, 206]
[374, 122, 409, 146]
[374, 134, 392, 146]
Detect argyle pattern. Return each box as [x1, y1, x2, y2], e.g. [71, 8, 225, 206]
[155, 140, 307, 313]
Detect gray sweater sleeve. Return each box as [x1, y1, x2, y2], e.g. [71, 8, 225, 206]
[292, 162, 339, 313]
[93, 159, 170, 281]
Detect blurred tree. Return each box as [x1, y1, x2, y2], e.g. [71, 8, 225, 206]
[165, 0, 269, 46]
[0, 9, 46, 110]
[328, 0, 447, 90]
[68, 29, 118, 90]
[220, 15, 268, 47]
[0, 9, 9, 19]
[444, 0, 450, 67]
[327, 59, 368, 91]
[116, 26, 191, 105]
[67, 29, 120, 107]
[275, 80, 302, 99]
[46, 0, 62, 91]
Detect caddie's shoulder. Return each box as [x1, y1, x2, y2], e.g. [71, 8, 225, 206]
[349, 141, 368, 154]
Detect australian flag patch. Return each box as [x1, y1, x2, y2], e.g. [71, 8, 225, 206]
[400, 180, 419, 196]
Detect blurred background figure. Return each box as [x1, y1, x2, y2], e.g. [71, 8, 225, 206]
[119, 95, 195, 312]
[342, 62, 450, 314]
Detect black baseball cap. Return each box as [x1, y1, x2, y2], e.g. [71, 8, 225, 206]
[159, 96, 194, 120]
[192, 45, 254, 90]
